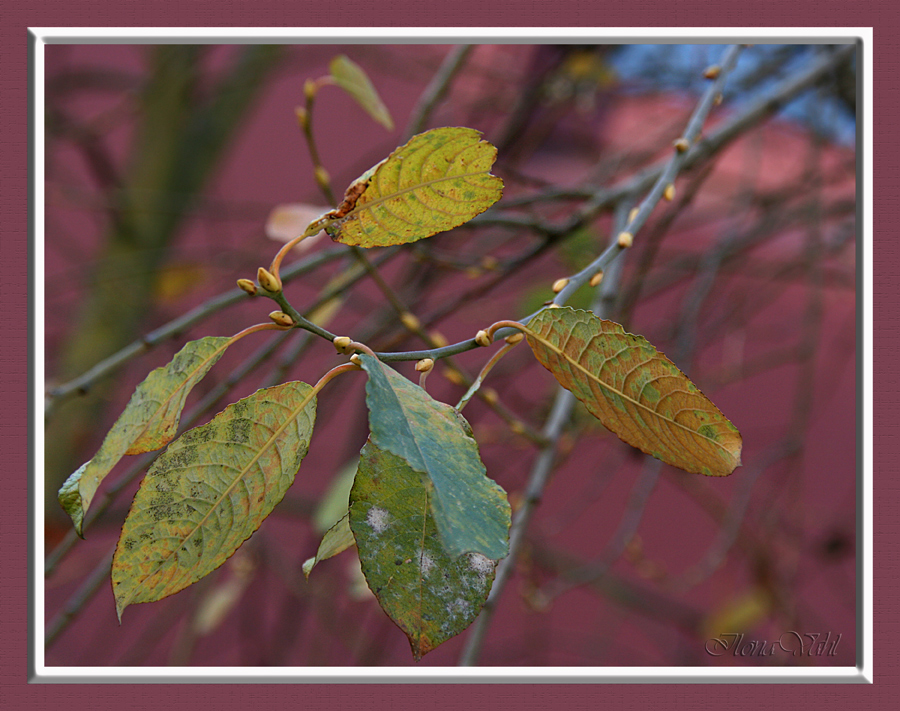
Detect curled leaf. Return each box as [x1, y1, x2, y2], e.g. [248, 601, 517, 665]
[350, 442, 499, 660]
[58, 336, 233, 536]
[111, 381, 317, 620]
[525, 307, 742, 476]
[324, 127, 504, 248]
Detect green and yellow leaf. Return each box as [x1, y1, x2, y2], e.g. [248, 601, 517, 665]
[358, 354, 510, 559]
[524, 307, 742, 476]
[329, 55, 394, 130]
[302, 513, 356, 579]
[111, 381, 317, 620]
[350, 442, 499, 660]
[58, 336, 232, 536]
[324, 127, 503, 248]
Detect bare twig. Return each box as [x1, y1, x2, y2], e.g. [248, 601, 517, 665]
[404, 45, 474, 139]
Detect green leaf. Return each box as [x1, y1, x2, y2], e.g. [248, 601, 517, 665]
[358, 354, 510, 559]
[58, 336, 232, 536]
[324, 127, 503, 248]
[111, 381, 317, 620]
[524, 307, 742, 476]
[350, 442, 499, 660]
[302, 513, 355, 579]
[329, 55, 394, 130]
[311, 460, 358, 534]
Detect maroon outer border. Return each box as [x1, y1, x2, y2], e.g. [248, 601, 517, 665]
[5, 2, 895, 708]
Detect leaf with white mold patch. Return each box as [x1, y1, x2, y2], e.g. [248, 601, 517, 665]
[349, 442, 500, 660]
[357, 353, 510, 559]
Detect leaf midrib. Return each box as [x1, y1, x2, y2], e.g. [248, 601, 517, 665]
[343, 169, 497, 222]
[528, 321, 735, 457]
[117, 384, 315, 609]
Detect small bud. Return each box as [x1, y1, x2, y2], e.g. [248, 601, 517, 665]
[349, 354, 362, 366]
[333, 336, 353, 354]
[482, 388, 499, 406]
[480, 255, 499, 271]
[236, 278, 257, 296]
[510, 420, 527, 436]
[628, 207, 640, 224]
[504, 332, 525, 345]
[314, 166, 331, 190]
[304, 78, 317, 101]
[295, 106, 308, 127]
[465, 266, 482, 279]
[713, 92, 723, 106]
[589, 270, 604, 287]
[617, 232, 634, 249]
[257, 267, 282, 293]
[415, 358, 434, 373]
[400, 312, 421, 332]
[548, 303, 562, 308]
[663, 183, 676, 202]
[673, 138, 690, 153]
[429, 330, 449, 348]
[269, 311, 294, 327]
[551, 278, 569, 294]
[703, 64, 721, 80]
[443, 367, 465, 386]
[474, 330, 492, 347]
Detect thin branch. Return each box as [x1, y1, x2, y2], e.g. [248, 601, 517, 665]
[404, 45, 474, 139]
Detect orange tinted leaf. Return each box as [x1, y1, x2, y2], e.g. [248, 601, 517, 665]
[525, 307, 742, 476]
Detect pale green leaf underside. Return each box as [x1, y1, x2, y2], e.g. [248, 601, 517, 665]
[112, 381, 317, 619]
[302, 513, 355, 579]
[358, 354, 510, 559]
[325, 127, 503, 248]
[58, 336, 232, 536]
[329, 55, 394, 130]
[525, 307, 742, 476]
[350, 443, 499, 660]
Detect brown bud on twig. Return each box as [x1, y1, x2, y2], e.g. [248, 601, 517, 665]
[480, 255, 500, 271]
[551, 278, 569, 294]
[269, 311, 294, 327]
[236, 278, 257, 296]
[474, 330, 492, 347]
[673, 138, 690, 153]
[304, 79, 317, 101]
[295, 106, 308, 128]
[400, 312, 421, 332]
[628, 207, 640, 223]
[415, 358, 434, 373]
[314, 166, 331, 191]
[663, 183, 676, 202]
[617, 232, 634, 249]
[504, 332, 525, 345]
[589, 270, 604, 287]
[429, 331, 449, 348]
[349, 354, 362, 366]
[703, 64, 721, 80]
[257, 267, 282, 294]
[333, 336, 353, 354]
